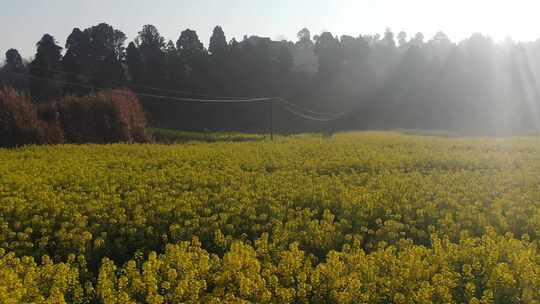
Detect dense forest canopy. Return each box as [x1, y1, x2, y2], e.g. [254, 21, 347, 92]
[2, 23, 540, 135]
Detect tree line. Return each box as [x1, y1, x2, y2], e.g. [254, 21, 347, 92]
[2, 23, 540, 135]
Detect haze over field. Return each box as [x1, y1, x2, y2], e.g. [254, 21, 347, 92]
[3, 0, 540, 137]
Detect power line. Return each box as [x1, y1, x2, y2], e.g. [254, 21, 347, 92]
[281, 105, 345, 122]
[276, 97, 346, 118]
[138, 93, 273, 103]
[28, 66, 348, 117]
[14, 72, 347, 120]
[28, 65, 263, 100]
[15, 72, 274, 103]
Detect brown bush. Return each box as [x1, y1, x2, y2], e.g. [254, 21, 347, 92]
[0, 87, 149, 147]
[55, 89, 150, 143]
[37, 104, 65, 144]
[0, 88, 44, 147]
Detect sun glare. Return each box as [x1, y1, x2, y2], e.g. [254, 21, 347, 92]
[339, 0, 540, 42]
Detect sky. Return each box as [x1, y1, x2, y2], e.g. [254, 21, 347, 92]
[2, 0, 540, 61]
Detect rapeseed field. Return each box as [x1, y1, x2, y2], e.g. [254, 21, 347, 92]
[1, 132, 540, 303]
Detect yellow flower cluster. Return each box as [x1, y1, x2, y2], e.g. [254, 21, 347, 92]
[1, 132, 540, 303]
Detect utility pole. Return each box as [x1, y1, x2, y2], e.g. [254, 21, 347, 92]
[269, 99, 274, 141]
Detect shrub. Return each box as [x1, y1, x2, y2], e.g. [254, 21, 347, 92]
[0, 87, 150, 147]
[56, 89, 150, 143]
[0, 88, 43, 147]
[37, 103, 65, 144]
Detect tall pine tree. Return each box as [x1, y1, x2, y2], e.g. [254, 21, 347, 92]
[30, 34, 63, 101]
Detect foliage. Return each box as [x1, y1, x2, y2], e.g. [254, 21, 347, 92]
[65, 23, 127, 90]
[0, 49, 28, 91]
[55, 89, 150, 143]
[2, 133, 540, 302]
[209, 26, 227, 56]
[29, 34, 63, 101]
[135, 25, 167, 87]
[6, 23, 540, 134]
[0, 88, 44, 147]
[0, 88, 149, 147]
[126, 42, 143, 84]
